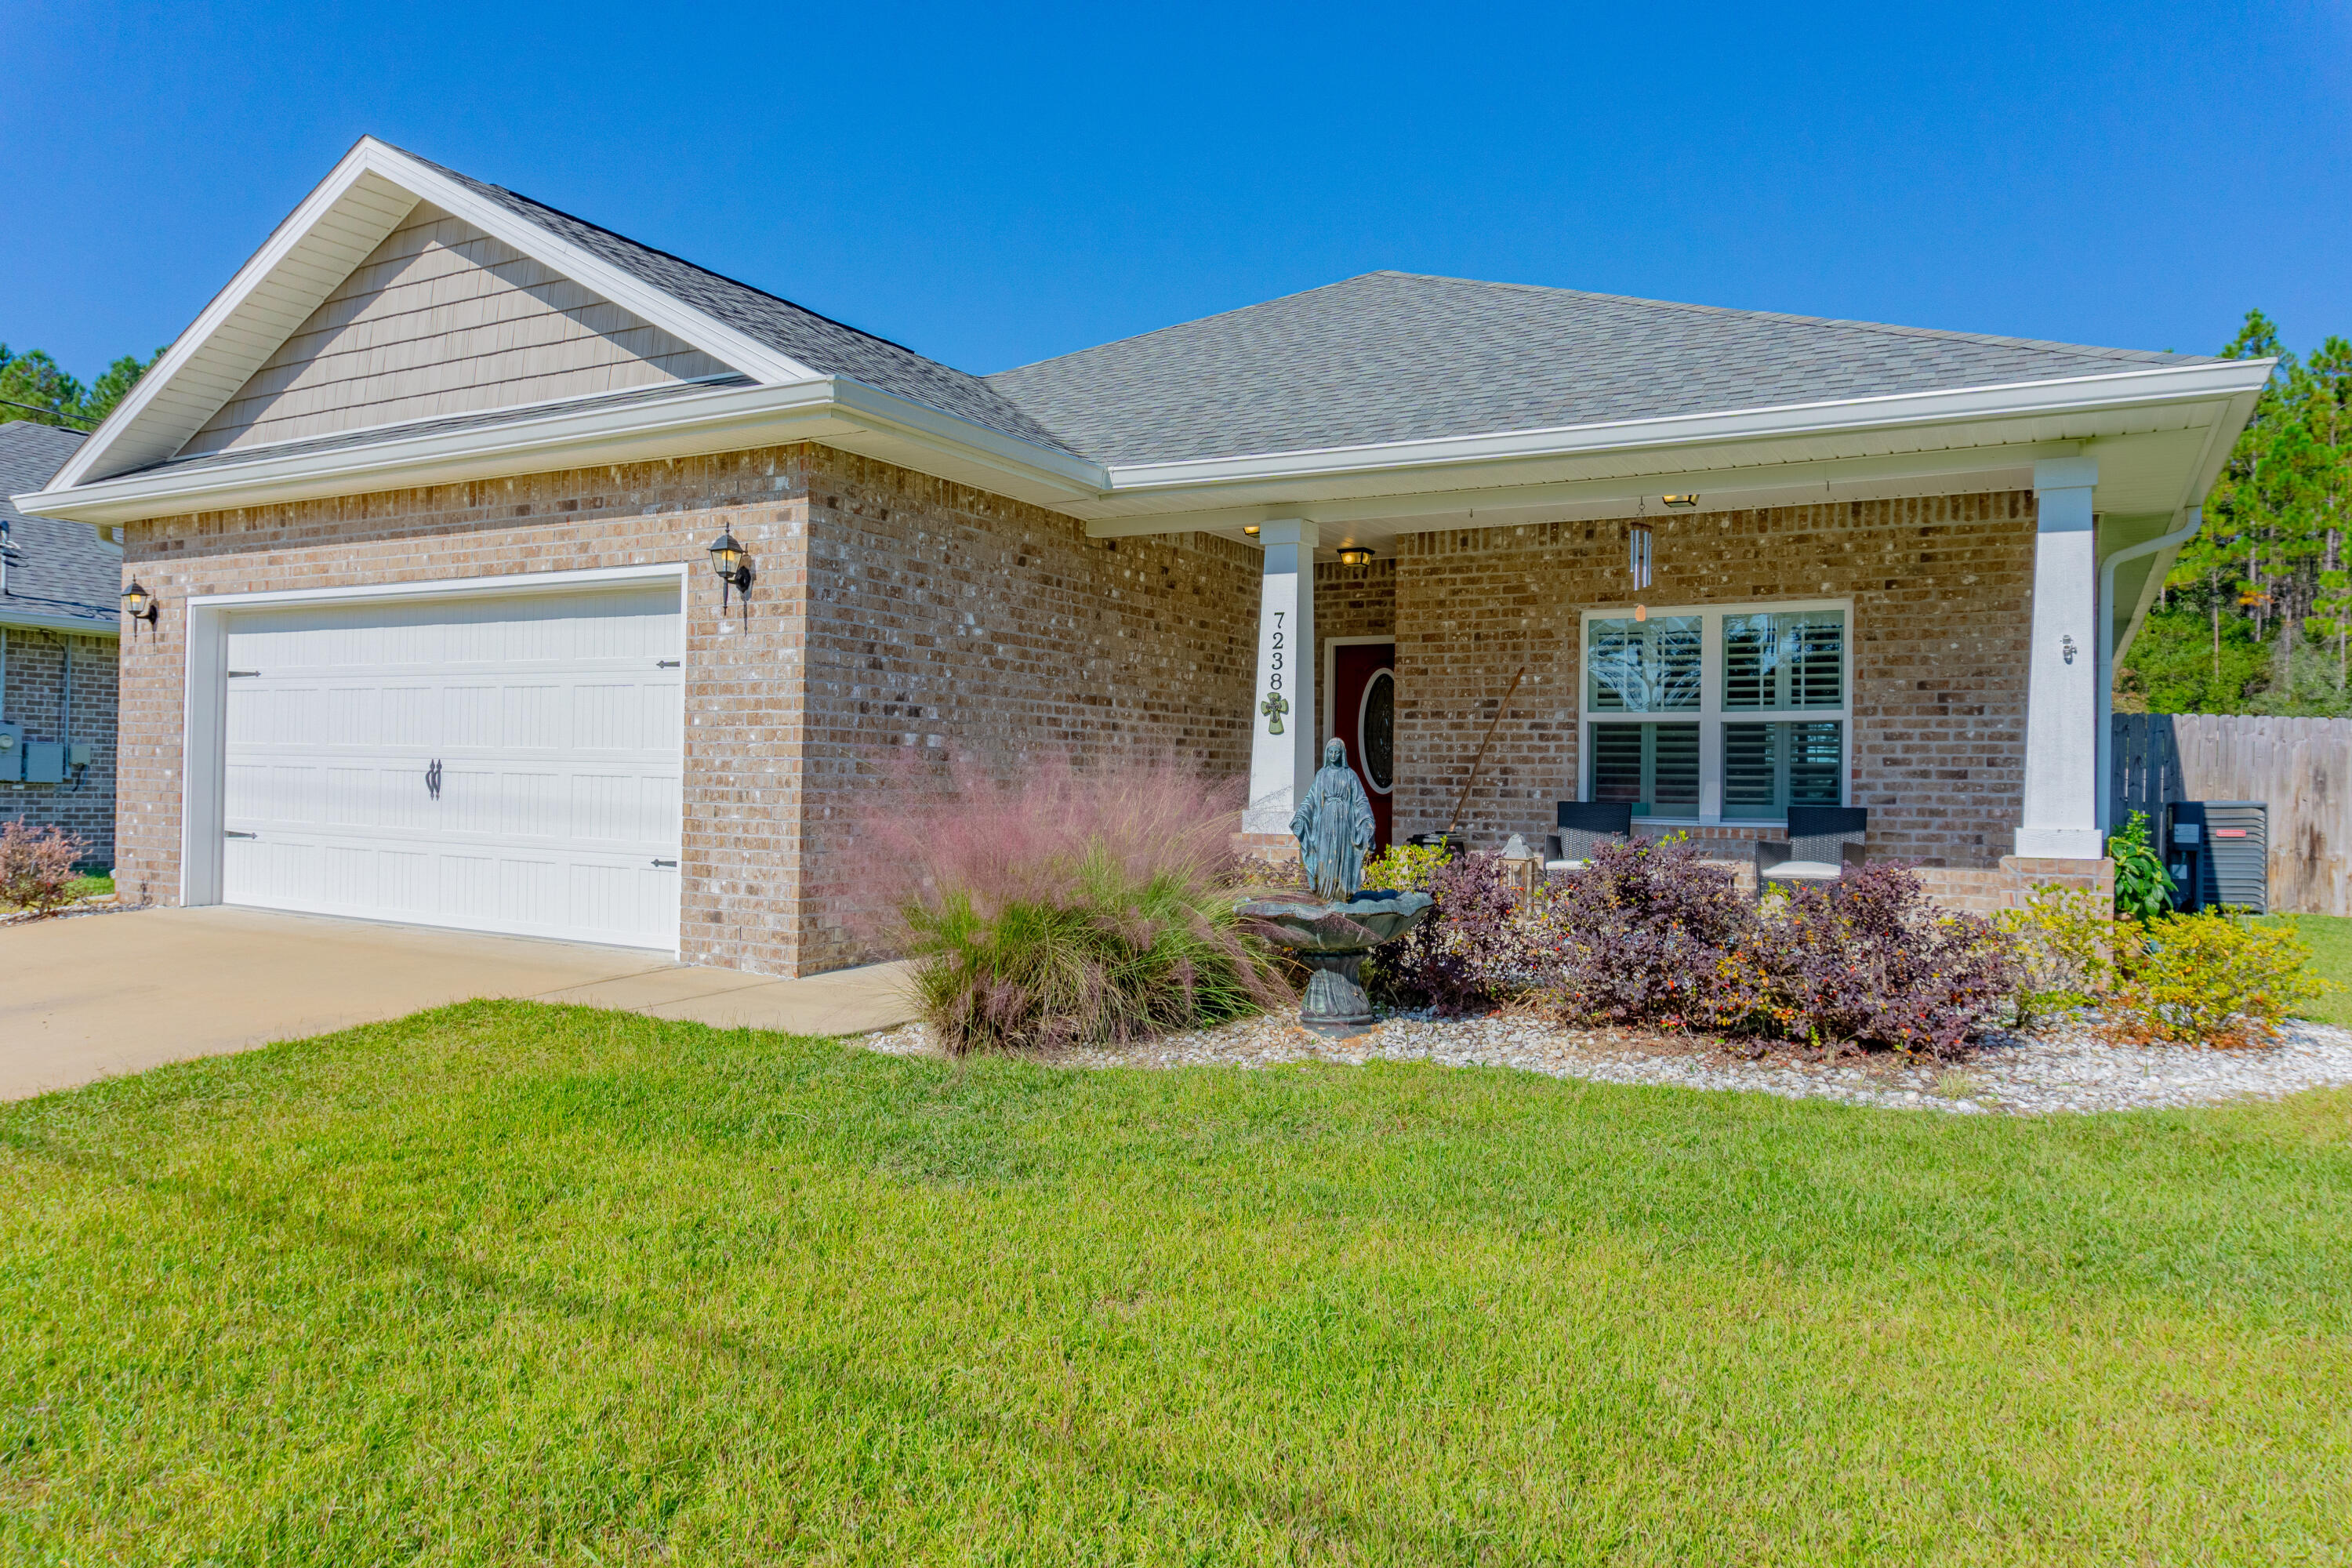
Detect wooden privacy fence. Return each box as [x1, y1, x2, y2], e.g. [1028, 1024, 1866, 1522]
[2111, 713, 2352, 916]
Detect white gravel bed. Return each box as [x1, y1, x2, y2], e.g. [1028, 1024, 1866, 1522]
[860, 1011, 2352, 1116]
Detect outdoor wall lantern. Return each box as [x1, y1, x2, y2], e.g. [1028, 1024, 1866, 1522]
[1335, 546, 1375, 567]
[706, 530, 754, 609]
[121, 580, 159, 633]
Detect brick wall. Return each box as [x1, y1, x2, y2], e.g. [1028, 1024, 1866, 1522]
[115, 441, 1256, 975]
[782, 448, 1258, 970]
[1390, 492, 2038, 868]
[1, 626, 118, 867]
[1312, 556, 1396, 737]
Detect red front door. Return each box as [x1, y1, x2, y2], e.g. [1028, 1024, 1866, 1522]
[1331, 642, 1396, 851]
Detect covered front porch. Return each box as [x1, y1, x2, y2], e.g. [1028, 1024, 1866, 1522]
[1116, 454, 2202, 914]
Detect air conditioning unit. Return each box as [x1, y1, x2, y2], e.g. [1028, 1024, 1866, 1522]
[2165, 801, 2268, 915]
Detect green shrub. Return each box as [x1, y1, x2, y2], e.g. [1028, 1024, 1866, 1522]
[1994, 885, 2118, 1029]
[2108, 810, 2175, 923]
[1362, 840, 1448, 895]
[2101, 911, 2327, 1049]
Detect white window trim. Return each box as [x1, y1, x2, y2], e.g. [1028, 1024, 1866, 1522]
[1574, 597, 1853, 827]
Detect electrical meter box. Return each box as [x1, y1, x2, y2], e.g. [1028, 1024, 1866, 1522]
[2165, 801, 2269, 914]
[21, 741, 66, 785]
[0, 721, 21, 783]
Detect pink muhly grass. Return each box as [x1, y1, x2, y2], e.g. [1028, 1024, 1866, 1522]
[847, 750, 1289, 1054]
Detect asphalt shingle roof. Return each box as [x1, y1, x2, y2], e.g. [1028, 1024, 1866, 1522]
[0, 423, 114, 630]
[401, 147, 1080, 457]
[984, 270, 2216, 466]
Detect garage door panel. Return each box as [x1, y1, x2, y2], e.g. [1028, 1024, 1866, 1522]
[219, 583, 683, 949]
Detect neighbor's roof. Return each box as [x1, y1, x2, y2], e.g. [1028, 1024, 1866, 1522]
[0, 423, 115, 631]
[397, 148, 1082, 459]
[985, 270, 2219, 466]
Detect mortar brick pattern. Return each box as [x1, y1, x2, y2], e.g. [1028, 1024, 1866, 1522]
[114, 441, 1255, 976]
[1, 628, 118, 866]
[1389, 492, 2038, 868]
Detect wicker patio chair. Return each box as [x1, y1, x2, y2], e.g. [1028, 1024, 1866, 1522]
[1545, 800, 1635, 872]
[1754, 805, 1867, 897]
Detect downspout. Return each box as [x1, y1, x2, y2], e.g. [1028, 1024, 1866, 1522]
[2096, 507, 2203, 831]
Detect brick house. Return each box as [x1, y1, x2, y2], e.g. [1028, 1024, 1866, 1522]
[2, 421, 118, 868]
[16, 138, 2267, 974]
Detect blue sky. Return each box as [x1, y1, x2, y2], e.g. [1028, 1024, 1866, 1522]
[4, 1, 2347, 387]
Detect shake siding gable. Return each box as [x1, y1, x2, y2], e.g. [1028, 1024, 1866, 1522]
[180, 202, 733, 457]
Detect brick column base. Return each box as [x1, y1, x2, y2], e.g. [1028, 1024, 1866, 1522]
[1915, 856, 2113, 916]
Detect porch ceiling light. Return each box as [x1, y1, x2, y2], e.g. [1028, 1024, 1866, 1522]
[1336, 546, 1374, 566]
[1662, 493, 1700, 507]
[121, 579, 158, 631]
[706, 529, 754, 609]
[1243, 525, 1261, 536]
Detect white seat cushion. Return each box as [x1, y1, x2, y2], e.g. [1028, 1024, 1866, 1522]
[1544, 859, 1584, 872]
[1760, 859, 1843, 880]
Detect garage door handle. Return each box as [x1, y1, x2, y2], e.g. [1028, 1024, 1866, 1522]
[425, 759, 442, 800]
[652, 858, 677, 868]
[656, 659, 681, 669]
[225, 829, 257, 839]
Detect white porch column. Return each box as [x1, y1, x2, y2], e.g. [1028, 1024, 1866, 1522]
[1244, 519, 1319, 834]
[2018, 457, 2102, 858]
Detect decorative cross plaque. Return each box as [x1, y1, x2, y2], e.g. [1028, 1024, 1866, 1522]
[1260, 691, 1290, 735]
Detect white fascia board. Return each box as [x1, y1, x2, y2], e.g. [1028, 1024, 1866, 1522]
[12, 377, 1109, 526]
[1098, 358, 2279, 498]
[48, 136, 819, 495]
[48, 146, 416, 490]
[0, 608, 119, 637]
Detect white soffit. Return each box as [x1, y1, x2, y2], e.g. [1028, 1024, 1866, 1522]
[49, 137, 818, 490]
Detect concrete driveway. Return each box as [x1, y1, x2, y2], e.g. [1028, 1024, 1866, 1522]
[0, 905, 919, 1102]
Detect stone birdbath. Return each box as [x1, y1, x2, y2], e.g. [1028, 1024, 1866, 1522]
[1238, 738, 1435, 1036]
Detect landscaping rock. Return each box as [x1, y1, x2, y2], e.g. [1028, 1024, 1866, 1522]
[860, 1011, 2352, 1116]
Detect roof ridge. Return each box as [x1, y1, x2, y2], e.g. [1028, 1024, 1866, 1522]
[988, 274, 1425, 379]
[385, 143, 948, 367]
[1356, 270, 2203, 365]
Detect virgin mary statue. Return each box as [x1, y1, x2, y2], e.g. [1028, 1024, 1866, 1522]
[1290, 738, 1377, 901]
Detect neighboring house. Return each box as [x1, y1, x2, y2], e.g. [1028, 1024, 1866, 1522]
[0, 420, 117, 868]
[14, 137, 2267, 975]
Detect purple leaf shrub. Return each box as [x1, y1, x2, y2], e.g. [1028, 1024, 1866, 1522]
[1751, 861, 2021, 1058]
[1543, 835, 1757, 1031]
[1372, 851, 1522, 1014]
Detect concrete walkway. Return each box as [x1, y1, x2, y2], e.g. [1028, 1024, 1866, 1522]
[0, 905, 918, 1102]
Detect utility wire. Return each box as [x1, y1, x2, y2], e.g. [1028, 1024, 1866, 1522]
[0, 399, 97, 429]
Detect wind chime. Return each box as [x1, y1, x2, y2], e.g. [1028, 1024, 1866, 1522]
[1628, 517, 1653, 622]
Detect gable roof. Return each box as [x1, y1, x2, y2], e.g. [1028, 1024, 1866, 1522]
[0, 423, 116, 633]
[985, 270, 2221, 466]
[397, 148, 1077, 456]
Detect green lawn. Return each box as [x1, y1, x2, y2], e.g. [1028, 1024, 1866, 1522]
[5, 1004, 2351, 1565]
[2268, 911, 2352, 1026]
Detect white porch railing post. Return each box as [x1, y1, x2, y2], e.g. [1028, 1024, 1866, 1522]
[2019, 457, 2103, 858]
[1244, 519, 1319, 834]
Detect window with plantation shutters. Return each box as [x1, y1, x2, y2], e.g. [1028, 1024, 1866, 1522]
[1576, 601, 1850, 824]
[1722, 611, 1843, 710]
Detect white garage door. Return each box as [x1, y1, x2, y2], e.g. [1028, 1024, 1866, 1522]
[220, 583, 684, 949]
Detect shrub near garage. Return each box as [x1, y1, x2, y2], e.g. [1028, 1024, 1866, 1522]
[858, 753, 1290, 1054]
[0, 819, 86, 919]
